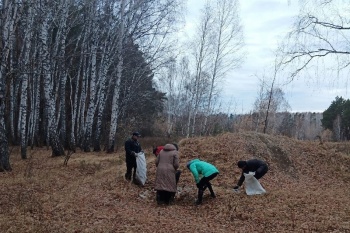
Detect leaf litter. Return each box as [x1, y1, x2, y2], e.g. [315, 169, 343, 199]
[1, 132, 350, 232]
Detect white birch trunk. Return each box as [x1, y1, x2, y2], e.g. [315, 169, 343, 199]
[19, 4, 35, 159]
[39, 5, 64, 156]
[107, 0, 125, 152]
[83, 10, 99, 151]
[94, 48, 112, 151]
[0, 0, 18, 170]
[57, 0, 69, 148]
[83, 42, 97, 151]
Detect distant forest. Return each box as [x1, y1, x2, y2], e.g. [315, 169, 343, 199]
[1, 1, 349, 172]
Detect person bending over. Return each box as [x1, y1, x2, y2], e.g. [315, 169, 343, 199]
[187, 159, 219, 205]
[233, 159, 268, 190]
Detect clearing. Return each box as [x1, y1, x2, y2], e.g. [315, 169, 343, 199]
[1, 132, 350, 232]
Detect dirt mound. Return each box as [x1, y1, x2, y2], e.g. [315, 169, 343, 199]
[1, 132, 350, 232]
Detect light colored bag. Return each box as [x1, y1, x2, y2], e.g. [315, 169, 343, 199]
[244, 172, 266, 195]
[135, 152, 147, 186]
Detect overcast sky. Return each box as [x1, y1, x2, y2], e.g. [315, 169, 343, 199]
[183, 0, 350, 114]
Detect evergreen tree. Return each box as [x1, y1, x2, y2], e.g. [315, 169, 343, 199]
[321, 96, 350, 140]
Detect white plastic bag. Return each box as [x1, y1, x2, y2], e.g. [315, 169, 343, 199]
[244, 172, 266, 195]
[135, 152, 147, 186]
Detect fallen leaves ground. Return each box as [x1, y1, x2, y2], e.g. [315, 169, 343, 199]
[1, 132, 350, 232]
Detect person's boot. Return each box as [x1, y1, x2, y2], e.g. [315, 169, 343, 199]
[125, 173, 131, 181]
[207, 182, 216, 198]
[195, 190, 204, 205]
[132, 177, 139, 185]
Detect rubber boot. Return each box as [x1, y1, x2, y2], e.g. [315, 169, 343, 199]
[196, 189, 204, 205]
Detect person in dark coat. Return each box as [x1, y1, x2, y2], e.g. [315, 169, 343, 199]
[124, 132, 142, 183]
[154, 144, 179, 205]
[233, 159, 268, 190]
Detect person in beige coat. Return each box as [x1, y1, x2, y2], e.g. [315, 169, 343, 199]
[154, 143, 179, 205]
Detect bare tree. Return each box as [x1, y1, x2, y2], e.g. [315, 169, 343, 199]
[19, 2, 35, 159]
[202, 0, 244, 135]
[253, 74, 291, 134]
[0, 0, 20, 169]
[107, 0, 183, 150]
[186, 3, 213, 137]
[39, 1, 64, 156]
[280, 0, 350, 84]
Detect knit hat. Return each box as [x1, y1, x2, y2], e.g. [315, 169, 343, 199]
[237, 160, 247, 168]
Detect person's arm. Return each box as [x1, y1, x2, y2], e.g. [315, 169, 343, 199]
[173, 152, 179, 170]
[236, 172, 245, 187]
[124, 140, 134, 156]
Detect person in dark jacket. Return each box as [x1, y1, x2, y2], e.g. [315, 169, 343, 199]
[187, 159, 219, 205]
[233, 159, 268, 190]
[124, 132, 142, 183]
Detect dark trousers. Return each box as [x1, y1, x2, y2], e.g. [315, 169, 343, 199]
[125, 158, 137, 181]
[196, 172, 218, 204]
[156, 190, 176, 205]
[255, 165, 268, 179]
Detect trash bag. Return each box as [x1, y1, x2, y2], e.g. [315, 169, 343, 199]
[135, 152, 147, 186]
[244, 172, 266, 195]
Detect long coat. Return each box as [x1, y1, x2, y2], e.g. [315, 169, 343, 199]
[154, 144, 179, 192]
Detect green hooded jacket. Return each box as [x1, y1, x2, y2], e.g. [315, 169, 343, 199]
[188, 159, 219, 184]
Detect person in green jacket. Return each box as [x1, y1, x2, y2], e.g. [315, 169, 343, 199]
[187, 159, 219, 205]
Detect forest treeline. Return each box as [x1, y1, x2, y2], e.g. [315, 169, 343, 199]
[0, 0, 184, 171]
[0, 0, 349, 172]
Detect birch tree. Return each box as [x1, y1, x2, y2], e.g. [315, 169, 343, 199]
[187, 3, 213, 137]
[93, 1, 119, 152]
[39, 1, 64, 156]
[202, 0, 244, 135]
[106, 0, 125, 152]
[82, 0, 101, 152]
[18, 3, 35, 159]
[107, 0, 183, 151]
[0, 0, 19, 169]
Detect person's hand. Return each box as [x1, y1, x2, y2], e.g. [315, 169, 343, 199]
[233, 185, 240, 190]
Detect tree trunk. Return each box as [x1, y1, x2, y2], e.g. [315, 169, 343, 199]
[107, 0, 125, 152]
[39, 6, 64, 156]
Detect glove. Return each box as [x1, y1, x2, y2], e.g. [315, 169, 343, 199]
[233, 185, 240, 190]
